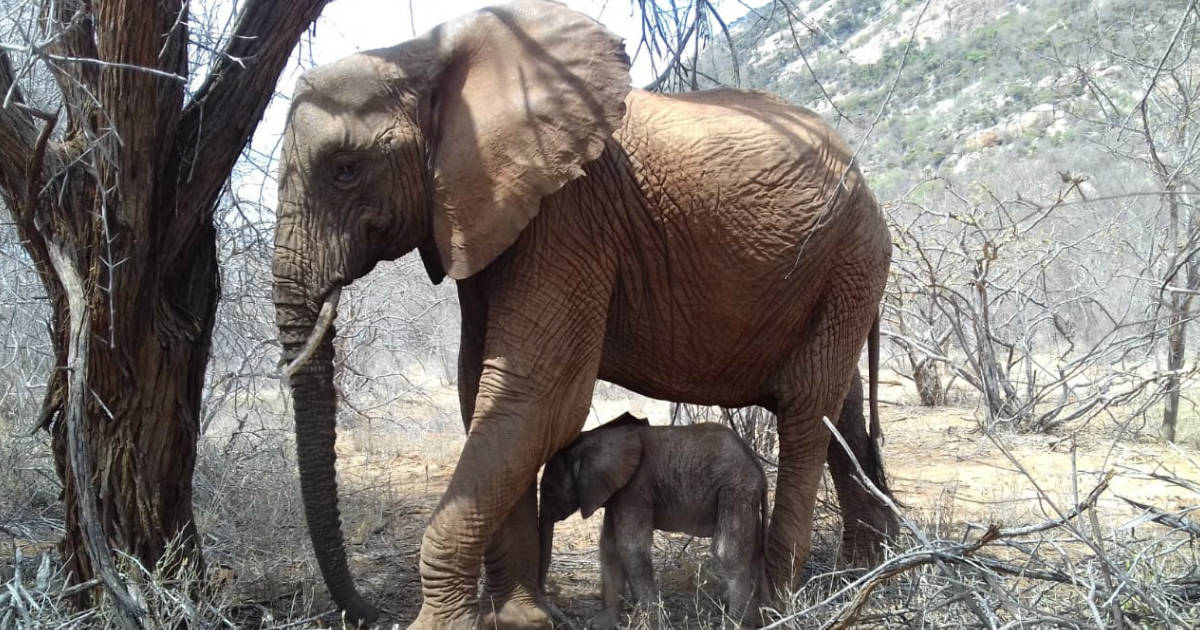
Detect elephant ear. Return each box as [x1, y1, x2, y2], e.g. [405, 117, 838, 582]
[422, 0, 632, 279]
[572, 427, 642, 519]
[600, 411, 651, 430]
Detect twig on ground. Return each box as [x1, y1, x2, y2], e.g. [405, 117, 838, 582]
[825, 527, 1002, 630]
[1118, 497, 1200, 537]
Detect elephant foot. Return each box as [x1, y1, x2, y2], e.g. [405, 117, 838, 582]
[762, 559, 803, 606]
[478, 571, 551, 630]
[840, 513, 897, 567]
[407, 605, 477, 630]
[840, 533, 882, 568]
[721, 595, 764, 628]
[479, 595, 552, 630]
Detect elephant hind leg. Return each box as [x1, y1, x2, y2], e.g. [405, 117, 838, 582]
[764, 392, 837, 600]
[827, 373, 899, 567]
[766, 275, 885, 599]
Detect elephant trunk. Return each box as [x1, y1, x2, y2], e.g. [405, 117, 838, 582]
[276, 297, 379, 626]
[537, 508, 556, 592]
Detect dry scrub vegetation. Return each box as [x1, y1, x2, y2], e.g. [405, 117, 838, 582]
[4, 371, 1199, 628]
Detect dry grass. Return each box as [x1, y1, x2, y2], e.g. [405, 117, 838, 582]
[2, 380, 1199, 628]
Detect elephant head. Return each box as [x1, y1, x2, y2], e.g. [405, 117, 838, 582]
[272, 1, 631, 622]
[538, 413, 649, 589]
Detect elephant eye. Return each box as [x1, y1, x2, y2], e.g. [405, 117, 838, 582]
[330, 154, 362, 187]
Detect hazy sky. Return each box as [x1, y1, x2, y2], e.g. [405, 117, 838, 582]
[248, 0, 752, 177]
[313, 1, 653, 77]
[311, 0, 751, 83]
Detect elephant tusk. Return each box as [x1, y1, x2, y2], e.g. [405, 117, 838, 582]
[281, 287, 341, 379]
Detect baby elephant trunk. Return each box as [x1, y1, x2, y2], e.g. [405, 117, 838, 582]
[538, 451, 576, 591]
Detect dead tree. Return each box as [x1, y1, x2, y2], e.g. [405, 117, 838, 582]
[1061, 1, 1200, 442]
[887, 175, 1171, 433]
[0, 0, 329, 613]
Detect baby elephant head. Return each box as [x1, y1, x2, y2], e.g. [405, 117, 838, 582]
[538, 412, 649, 589]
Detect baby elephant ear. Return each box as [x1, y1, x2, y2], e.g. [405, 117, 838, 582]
[574, 427, 642, 519]
[423, 0, 632, 279]
[603, 412, 650, 429]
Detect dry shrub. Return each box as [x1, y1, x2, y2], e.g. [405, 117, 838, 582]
[5, 394, 1198, 629]
[757, 428, 1200, 630]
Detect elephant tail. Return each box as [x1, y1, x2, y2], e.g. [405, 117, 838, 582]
[864, 313, 892, 499]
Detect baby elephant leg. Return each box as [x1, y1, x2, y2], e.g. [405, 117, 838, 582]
[714, 498, 763, 626]
[594, 513, 627, 630]
[594, 510, 654, 629]
[616, 522, 656, 606]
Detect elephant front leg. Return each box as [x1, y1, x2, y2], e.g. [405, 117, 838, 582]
[408, 210, 616, 629]
[455, 282, 549, 625]
[411, 402, 549, 630]
[595, 511, 628, 630]
[412, 327, 607, 628]
[480, 485, 548, 629]
[610, 509, 656, 616]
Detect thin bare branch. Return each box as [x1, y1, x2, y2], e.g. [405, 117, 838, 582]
[170, 0, 331, 260]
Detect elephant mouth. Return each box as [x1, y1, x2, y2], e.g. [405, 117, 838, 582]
[281, 287, 342, 378]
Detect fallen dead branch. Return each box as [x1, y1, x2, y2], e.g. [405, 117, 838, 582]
[825, 525, 1002, 630]
[1119, 496, 1200, 537]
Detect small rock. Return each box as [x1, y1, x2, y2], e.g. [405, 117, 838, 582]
[1018, 104, 1055, 133]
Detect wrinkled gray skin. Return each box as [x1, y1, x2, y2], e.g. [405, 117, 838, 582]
[272, 1, 895, 627]
[539, 413, 770, 629]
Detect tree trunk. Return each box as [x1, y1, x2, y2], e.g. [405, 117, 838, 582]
[973, 265, 1019, 427]
[49, 235, 218, 584]
[912, 356, 944, 407]
[0, 0, 331, 610]
[1158, 188, 1196, 445]
[1161, 318, 1181, 443]
[1161, 190, 1200, 443]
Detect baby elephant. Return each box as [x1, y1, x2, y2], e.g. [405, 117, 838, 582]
[539, 413, 769, 629]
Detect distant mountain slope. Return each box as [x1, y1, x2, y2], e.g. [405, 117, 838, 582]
[700, 0, 1176, 195]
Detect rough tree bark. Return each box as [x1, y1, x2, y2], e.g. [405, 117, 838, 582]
[911, 357, 944, 407]
[0, 0, 329, 607]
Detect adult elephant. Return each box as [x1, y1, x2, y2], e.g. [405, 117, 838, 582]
[272, 1, 895, 627]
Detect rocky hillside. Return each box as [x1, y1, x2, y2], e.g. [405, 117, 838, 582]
[702, 0, 1177, 198]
